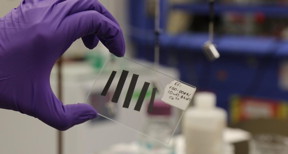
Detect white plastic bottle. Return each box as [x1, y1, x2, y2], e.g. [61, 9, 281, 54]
[183, 92, 227, 154]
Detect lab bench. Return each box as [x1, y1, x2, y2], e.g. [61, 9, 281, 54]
[98, 128, 251, 154]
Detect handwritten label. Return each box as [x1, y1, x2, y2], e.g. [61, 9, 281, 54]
[161, 81, 196, 110]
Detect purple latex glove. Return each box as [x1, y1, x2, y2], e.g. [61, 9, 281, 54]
[0, 0, 125, 130]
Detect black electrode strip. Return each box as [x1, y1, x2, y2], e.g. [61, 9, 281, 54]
[148, 87, 157, 113]
[101, 71, 117, 96]
[134, 82, 150, 112]
[111, 70, 129, 103]
[123, 74, 139, 108]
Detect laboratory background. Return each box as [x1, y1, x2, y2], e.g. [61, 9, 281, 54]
[1, 0, 288, 154]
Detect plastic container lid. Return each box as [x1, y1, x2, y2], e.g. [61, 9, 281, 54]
[194, 92, 216, 109]
[147, 101, 172, 116]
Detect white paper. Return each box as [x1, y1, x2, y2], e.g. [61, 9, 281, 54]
[161, 80, 196, 110]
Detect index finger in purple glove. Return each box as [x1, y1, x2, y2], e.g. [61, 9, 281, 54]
[55, 0, 125, 55]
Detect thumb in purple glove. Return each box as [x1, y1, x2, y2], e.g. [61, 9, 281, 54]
[0, 0, 125, 130]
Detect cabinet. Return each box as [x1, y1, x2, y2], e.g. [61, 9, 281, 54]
[128, 0, 288, 117]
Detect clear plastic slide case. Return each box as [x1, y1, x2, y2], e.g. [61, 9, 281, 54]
[86, 56, 196, 145]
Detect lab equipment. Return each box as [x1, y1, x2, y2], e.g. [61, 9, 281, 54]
[139, 101, 175, 154]
[230, 96, 288, 124]
[0, 0, 125, 130]
[183, 92, 227, 154]
[154, 0, 161, 65]
[250, 134, 288, 154]
[204, 0, 220, 61]
[204, 41, 220, 61]
[87, 55, 196, 145]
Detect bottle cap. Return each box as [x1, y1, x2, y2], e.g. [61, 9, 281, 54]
[194, 92, 216, 108]
[148, 101, 171, 116]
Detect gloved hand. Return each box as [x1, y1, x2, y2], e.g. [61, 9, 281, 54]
[0, 0, 125, 130]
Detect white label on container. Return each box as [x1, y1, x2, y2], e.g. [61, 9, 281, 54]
[161, 80, 196, 110]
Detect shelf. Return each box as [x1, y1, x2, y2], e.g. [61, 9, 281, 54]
[216, 35, 277, 55]
[171, 3, 288, 17]
[131, 32, 281, 56]
[276, 41, 288, 56]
